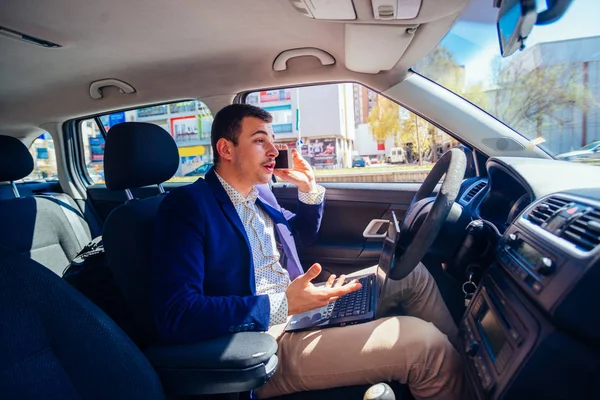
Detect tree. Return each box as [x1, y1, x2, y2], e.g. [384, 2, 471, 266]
[367, 96, 433, 165]
[367, 45, 485, 164]
[489, 56, 595, 140]
[415, 46, 489, 109]
[398, 113, 432, 166]
[367, 96, 401, 146]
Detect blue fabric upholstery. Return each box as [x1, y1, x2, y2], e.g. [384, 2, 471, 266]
[103, 123, 179, 191]
[0, 195, 91, 275]
[0, 134, 94, 275]
[101, 122, 280, 396]
[0, 135, 33, 182]
[0, 247, 165, 400]
[103, 196, 165, 348]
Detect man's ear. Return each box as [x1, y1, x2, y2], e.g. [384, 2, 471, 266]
[216, 138, 234, 162]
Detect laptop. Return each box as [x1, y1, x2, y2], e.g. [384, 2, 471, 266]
[285, 211, 400, 332]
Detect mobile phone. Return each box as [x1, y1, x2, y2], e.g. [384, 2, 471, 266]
[275, 149, 294, 170]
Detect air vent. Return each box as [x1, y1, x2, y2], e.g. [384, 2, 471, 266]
[527, 197, 569, 226]
[561, 208, 600, 251]
[463, 181, 487, 203]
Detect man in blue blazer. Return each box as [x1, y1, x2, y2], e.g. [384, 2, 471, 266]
[153, 104, 463, 399]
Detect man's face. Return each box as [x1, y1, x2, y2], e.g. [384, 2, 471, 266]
[230, 117, 279, 185]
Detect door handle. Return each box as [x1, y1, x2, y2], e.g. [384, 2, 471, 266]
[363, 219, 389, 239]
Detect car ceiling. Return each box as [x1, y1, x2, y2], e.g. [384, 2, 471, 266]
[0, 0, 469, 139]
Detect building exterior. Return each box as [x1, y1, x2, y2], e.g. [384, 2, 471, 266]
[81, 100, 214, 178]
[352, 84, 377, 127]
[487, 35, 600, 155]
[27, 133, 57, 180]
[248, 84, 356, 168]
[134, 101, 214, 175]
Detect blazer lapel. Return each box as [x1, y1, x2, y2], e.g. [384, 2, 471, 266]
[256, 197, 304, 280]
[256, 198, 288, 226]
[204, 169, 255, 290]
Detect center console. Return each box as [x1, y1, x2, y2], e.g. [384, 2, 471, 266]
[460, 192, 600, 399]
[460, 267, 597, 399]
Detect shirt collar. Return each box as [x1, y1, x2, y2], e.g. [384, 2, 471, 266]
[215, 172, 259, 206]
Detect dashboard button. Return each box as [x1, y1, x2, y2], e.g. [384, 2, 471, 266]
[532, 281, 543, 293]
[537, 257, 555, 276]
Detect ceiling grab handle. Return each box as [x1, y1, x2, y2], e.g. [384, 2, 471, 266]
[273, 48, 335, 72]
[89, 79, 136, 100]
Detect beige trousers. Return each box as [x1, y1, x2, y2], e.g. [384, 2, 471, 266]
[254, 263, 464, 400]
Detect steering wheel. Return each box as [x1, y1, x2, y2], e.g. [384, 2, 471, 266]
[389, 148, 467, 280]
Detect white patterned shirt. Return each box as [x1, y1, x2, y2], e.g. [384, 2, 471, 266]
[216, 173, 325, 326]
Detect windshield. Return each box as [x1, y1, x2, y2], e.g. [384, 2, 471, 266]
[414, 0, 600, 165]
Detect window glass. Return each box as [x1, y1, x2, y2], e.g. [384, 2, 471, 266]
[24, 133, 58, 181]
[80, 100, 214, 184]
[245, 83, 465, 183]
[413, 0, 600, 165]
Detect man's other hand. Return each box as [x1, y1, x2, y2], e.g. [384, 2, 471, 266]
[286, 263, 362, 316]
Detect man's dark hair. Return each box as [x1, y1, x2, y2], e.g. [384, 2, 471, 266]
[211, 104, 273, 166]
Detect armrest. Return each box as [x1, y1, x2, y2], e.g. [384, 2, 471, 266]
[144, 332, 278, 396]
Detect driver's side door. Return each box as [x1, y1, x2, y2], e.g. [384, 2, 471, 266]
[244, 83, 471, 278]
[274, 183, 418, 276]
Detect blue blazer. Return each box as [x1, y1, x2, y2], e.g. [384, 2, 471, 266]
[152, 169, 324, 343]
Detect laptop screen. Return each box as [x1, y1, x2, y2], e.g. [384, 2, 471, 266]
[375, 211, 401, 298]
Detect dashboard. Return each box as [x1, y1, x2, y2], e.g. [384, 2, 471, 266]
[456, 156, 600, 399]
[476, 165, 530, 234]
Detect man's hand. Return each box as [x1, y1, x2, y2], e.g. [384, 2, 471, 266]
[273, 147, 316, 193]
[286, 263, 362, 316]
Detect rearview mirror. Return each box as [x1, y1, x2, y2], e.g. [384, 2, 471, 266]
[496, 0, 574, 57]
[496, 0, 537, 57]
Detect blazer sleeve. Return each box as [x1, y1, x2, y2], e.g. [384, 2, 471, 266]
[152, 188, 271, 344]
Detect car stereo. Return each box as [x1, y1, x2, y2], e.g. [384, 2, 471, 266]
[461, 273, 530, 394]
[499, 220, 600, 344]
[460, 266, 598, 399]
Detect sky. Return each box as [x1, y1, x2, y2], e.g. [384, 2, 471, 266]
[431, 0, 600, 86]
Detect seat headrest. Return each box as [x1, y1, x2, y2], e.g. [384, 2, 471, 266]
[104, 123, 179, 191]
[0, 135, 34, 182]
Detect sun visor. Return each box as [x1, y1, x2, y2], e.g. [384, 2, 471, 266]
[345, 24, 418, 74]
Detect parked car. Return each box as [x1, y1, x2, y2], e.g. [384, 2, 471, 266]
[184, 163, 213, 177]
[389, 147, 407, 164]
[352, 155, 365, 168]
[556, 141, 600, 162]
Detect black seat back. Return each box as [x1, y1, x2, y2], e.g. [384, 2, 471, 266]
[102, 123, 179, 347]
[0, 246, 165, 400]
[0, 135, 91, 274]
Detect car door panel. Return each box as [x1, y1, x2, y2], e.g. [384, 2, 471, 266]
[273, 182, 421, 275]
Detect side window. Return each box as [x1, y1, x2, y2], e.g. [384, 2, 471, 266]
[24, 133, 58, 181]
[245, 84, 467, 183]
[79, 100, 214, 184]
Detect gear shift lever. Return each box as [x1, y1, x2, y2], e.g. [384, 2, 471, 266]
[364, 383, 395, 400]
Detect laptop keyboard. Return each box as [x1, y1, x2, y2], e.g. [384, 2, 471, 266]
[322, 276, 372, 320]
